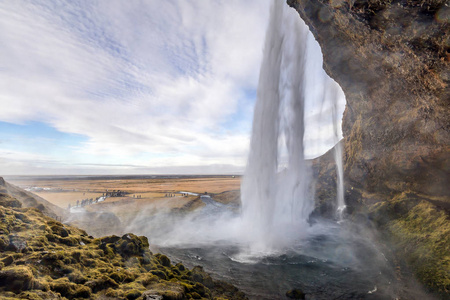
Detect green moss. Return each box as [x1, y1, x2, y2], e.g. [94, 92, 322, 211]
[137, 273, 159, 287]
[125, 289, 142, 300]
[67, 269, 87, 284]
[50, 277, 77, 297]
[100, 243, 116, 258]
[151, 269, 168, 280]
[161, 290, 185, 300]
[156, 254, 171, 267]
[190, 291, 202, 299]
[109, 270, 136, 284]
[0, 265, 35, 292]
[58, 236, 79, 246]
[370, 193, 450, 295]
[176, 263, 186, 272]
[389, 201, 449, 294]
[85, 275, 119, 293]
[0, 200, 246, 299]
[105, 287, 124, 298]
[72, 285, 91, 298]
[34, 277, 50, 291]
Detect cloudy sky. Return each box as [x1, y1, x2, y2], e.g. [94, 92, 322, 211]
[0, 0, 345, 175]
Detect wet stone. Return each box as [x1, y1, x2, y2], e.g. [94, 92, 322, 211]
[141, 291, 163, 300]
[7, 235, 27, 252]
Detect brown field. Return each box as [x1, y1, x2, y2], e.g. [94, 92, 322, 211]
[8, 176, 241, 210]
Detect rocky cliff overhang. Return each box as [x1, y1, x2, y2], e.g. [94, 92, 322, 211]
[288, 0, 449, 197]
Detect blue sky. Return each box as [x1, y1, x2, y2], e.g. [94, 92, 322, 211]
[0, 0, 344, 175]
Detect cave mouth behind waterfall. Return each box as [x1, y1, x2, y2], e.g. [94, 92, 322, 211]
[124, 1, 427, 299]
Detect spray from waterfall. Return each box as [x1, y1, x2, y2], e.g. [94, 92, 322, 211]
[240, 0, 346, 252]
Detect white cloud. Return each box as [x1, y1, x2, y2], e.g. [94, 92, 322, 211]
[0, 0, 271, 174]
[0, 0, 344, 175]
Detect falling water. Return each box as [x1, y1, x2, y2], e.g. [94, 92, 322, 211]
[335, 141, 346, 220]
[327, 80, 346, 221]
[241, 0, 346, 252]
[240, 0, 310, 253]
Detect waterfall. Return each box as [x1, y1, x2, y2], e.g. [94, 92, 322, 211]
[240, 0, 346, 252]
[326, 79, 346, 221]
[332, 85, 346, 221]
[240, 0, 311, 252]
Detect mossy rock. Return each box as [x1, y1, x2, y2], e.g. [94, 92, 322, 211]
[146, 282, 186, 300]
[212, 280, 247, 300]
[175, 263, 186, 272]
[151, 270, 168, 280]
[6, 234, 28, 252]
[0, 236, 9, 251]
[190, 291, 202, 299]
[369, 194, 450, 295]
[100, 235, 121, 244]
[0, 194, 22, 208]
[114, 233, 150, 258]
[125, 289, 142, 300]
[105, 287, 124, 298]
[72, 285, 91, 298]
[1, 255, 14, 267]
[67, 269, 87, 284]
[50, 277, 77, 297]
[137, 273, 159, 287]
[0, 265, 35, 292]
[17, 290, 60, 299]
[85, 275, 119, 293]
[58, 236, 80, 246]
[156, 254, 171, 267]
[14, 212, 31, 224]
[0, 196, 247, 299]
[190, 266, 214, 289]
[110, 270, 136, 284]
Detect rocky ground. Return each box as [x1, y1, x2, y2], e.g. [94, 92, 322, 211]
[0, 178, 247, 300]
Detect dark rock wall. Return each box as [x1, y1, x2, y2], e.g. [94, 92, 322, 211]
[288, 0, 449, 197]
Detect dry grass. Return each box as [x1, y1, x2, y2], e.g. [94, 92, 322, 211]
[9, 177, 241, 210]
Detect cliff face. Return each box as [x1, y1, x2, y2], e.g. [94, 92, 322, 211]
[288, 0, 449, 197]
[287, 0, 449, 295]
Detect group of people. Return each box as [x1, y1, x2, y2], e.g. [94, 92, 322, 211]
[68, 196, 102, 210]
[104, 190, 126, 197]
[164, 193, 189, 197]
[68, 190, 146, 210]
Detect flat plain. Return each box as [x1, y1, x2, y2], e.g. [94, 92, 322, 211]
[7, 175, 241, 210]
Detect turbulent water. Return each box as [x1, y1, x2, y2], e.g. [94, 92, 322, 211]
[159, 222, 398, 299]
